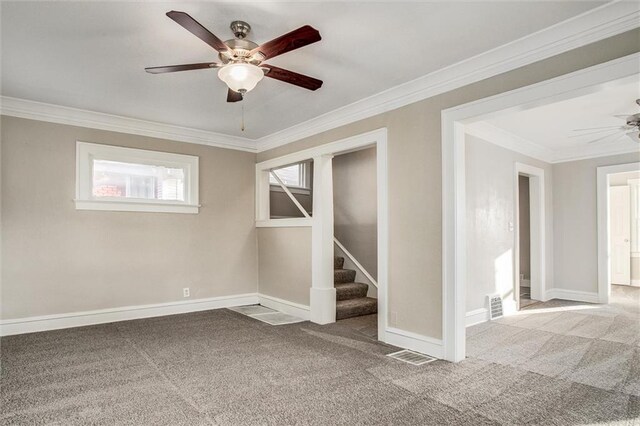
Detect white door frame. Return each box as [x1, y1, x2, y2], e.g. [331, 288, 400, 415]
[441, 53, 639, 362]
[514, 163, 546, 310]
[255, 128, 388, 338]
[597, 162, 640, 303]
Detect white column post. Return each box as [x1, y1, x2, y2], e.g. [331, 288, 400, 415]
[310, 154, 336, 324]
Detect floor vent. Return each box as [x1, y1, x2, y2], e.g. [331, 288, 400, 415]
[488, 294, 504, 319]
[387, 349, 437, 366]
[228, 305, 305, 325]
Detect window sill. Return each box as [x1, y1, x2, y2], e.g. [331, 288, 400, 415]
[269, 185, 311, 195]
[75, 199, 199, 214]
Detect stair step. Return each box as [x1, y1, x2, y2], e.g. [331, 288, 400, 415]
[334, 268, 356, 284]
[334, 256, 345, 270]
[335, 282, 369, 301]
[336, 297, 377, 320]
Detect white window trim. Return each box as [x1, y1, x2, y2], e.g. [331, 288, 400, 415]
[268, 161, 312, 189]
[75, 141, 199, 214]
[269, 185, 311, 196]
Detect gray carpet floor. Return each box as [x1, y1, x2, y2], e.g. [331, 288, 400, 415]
[1, 285, 639, 425]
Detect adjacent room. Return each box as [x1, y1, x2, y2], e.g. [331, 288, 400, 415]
[1, 1, 639, 424]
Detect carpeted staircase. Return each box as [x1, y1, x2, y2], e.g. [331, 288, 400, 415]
[334, 256, 377, 320]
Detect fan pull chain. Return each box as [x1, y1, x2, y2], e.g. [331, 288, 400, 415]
[241, 104, 245, 132]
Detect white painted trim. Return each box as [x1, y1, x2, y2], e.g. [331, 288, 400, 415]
[1, 96, 256, 152]
[255, 1, 640, 152]
[545, 288, 600, 304]
[385, 327, 444, 360]
[467, 119, 640, 165]
[256, 218, 313, 228]
[257, 294, 310, 320]
[442, 52, 640, 363]
[631, 279, 640, 287]
[75, 141, 199, 214]
[3, 2, 637, 155]
[0, 293, 259, 336]
[269, 185, 311, 196]
[270, 170, 311, 218]
[465, 308, 489, 327]
[515, 163, 547, 304]
[310, 153, 337, 324]
[597, 161, 640, 303]
[334, 237, 377, 288]
[74, 200, 199, 214]
[458, 122, 555, 163]
[255, 128, 388, 337]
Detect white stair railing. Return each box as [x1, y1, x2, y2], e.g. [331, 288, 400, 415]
[270, 169, 378, 289]
[333, 237, 378, 288]
[269, 170, 311, 219]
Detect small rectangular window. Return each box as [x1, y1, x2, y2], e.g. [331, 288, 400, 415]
[269, 162, 310, 189]
[76, 142, 199, 214]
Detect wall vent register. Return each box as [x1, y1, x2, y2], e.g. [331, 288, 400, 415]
[488, 294, 504, 319]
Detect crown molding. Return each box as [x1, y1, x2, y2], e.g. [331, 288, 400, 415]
[0, 96, 257, 152]
[254, 1, 640, 152]
[1, 2, 638, 155]
[465, 121, 555, 163]
[467, 120, 640, 164]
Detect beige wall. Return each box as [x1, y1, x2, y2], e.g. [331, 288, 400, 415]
[553, 152, 640, 293]
[333, 147, 377, 280]
[270, 191, 312, 218]
[1, 116, 258, 320]
[257, 29, 639, 339]
[257, 227, 311, 305]
[519, 175, 531, 280]
[465, 134, 553, 312]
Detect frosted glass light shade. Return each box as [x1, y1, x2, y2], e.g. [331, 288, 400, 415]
[218, 63, 264, 93]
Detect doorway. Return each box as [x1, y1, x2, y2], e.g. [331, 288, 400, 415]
[332, 147, 379, 332]
[598, 164, 640, 302]
[514, 163, 546, 311]
[517, 175, 534, 308]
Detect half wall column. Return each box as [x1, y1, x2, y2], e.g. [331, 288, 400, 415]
[310, 154, 336, 324]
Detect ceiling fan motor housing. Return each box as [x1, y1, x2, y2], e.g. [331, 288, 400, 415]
[230, 20, 251, 39]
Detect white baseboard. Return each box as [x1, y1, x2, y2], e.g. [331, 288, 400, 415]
[545, 288, 600, 303]
[631, 279, 640, 287]
[257, 294, 310, 320]
[0, 293, 259, 336]
[384, 327, 443, 359]
[465, 308, 489, 327]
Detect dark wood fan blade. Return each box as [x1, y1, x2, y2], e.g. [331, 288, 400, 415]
[227, 89, 243, 103]
[262, 64, 322, 91]
[250, 25, 320, 60]
[166, 11, 230, 53]
[145, 62, 220, 74]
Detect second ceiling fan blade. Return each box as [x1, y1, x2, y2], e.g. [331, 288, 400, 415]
[251, 25, 320, 60]
[227, 89, 243, 102]
[167, 11, 230, 54]
[145, 62, 220, 74]
[262, 64, 322, 90]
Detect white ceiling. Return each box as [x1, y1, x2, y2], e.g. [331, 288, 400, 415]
[480, 76, 640, 162]
[1, 1, 605, 139]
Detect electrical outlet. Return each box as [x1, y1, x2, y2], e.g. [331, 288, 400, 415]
[183, 288, 190, 298]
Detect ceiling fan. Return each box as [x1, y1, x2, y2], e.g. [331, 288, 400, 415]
[572, 99, 640, 144]
[145, 11, 323, 102]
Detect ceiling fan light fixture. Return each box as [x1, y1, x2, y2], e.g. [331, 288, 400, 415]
[218, 63, 264, 94]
